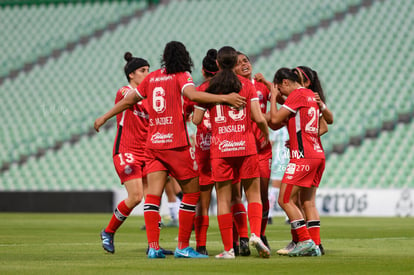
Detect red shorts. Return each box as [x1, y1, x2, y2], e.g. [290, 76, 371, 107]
[282, 158, 325, 188]
[258, 147, 272, 179]
[196, 149, 213, 186]
[146, 146, 198, 181]
[211, 154, 260, 182]
[113, 152, 147, 184]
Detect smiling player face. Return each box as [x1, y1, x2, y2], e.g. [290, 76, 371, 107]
[235, 54, 252, 79]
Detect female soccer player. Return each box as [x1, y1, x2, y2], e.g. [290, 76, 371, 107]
[95, 41, 246, 259]
[99, 52, 150, 254]
[269, 67, 326, 257]
[234, 52, 273, 249]
[193, 46, 270, 259]
[193, 49, 219, 256]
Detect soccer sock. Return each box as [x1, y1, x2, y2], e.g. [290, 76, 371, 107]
[177, 192, 199, 249]
[218, 213, 233, 251]
[143, 194, 161, 250]
[268, 187, 279, 218]
[261, 199, 269, 236]
[232, 203, 248, 238]
[247, 202, 263, 237]
[291, 228, 299, 243]
[168, 201, 177, 221]
[195, 215, 209, 247]
[105, 200, 132, 233]
[291, 219, 311, 242]
[307, 220, 321, 245]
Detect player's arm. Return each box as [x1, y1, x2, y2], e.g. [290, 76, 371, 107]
[255, 72, 285, 105]
[94, 90, 142, 132]
[250, 100, 269, 144]
[268, 83, 290, 130]
[183, 85, 246, 109]
[314, 92, 333, 124]
[319, 116, 328, 136]
[192, 106, 205, 125]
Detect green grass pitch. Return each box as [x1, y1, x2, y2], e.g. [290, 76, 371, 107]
[0, 213, 413, 274]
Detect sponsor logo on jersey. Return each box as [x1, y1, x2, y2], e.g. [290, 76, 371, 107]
[151, 132, 173, 144]
[133, 110, 149, 119]
[218, 140, 246, 152]
[291, 150, 305, 159]
[124, 165, 132, 175]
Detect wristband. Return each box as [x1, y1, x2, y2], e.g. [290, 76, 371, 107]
[321, 103, 327, 111]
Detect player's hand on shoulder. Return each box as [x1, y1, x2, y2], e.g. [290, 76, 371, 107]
[225, 93, 246, 108]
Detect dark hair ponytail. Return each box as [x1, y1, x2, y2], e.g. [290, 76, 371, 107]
[295, 66, 326, 103]
[273, 67, 300, 84]
[206, 46, 241, 95]
[202, 49, 219, 78]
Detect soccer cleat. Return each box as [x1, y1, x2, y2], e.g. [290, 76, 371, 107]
[239, 237, 251, 256]
[288, 239, 316, 257]
[277, 241, 296, 255]
[249, 233, 271, 258]
[100, 229, 114, 254]
[302, 245, 322, 257]
[260, 235, 270, 250]
[233, 242, 240, 256]
[147, 248, 166, 259]
[196, 246, 208, 255]
[146, 246, 174, 255]
[174, 247, 209, 258]
[319, 243, 325, 255]
[215, 248, 235, 259]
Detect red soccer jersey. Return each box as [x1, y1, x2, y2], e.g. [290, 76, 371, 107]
[282, 87, 325, 159]
[194, 81, 212, 152]
[135, 68, 194, 149]
[113, 85, 148, 156]
[251, 79, 272, 151]
[197, 75, 259, 158]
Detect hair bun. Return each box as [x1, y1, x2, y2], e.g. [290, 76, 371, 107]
[124, 52, 133, 62]
[207, 49, 217, 60]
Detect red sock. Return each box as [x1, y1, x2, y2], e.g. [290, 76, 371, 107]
[261, 199, 269, 236]
[247, 202, 262, 236]
[291, 219, 311, 242]
[218, 213, 233, 251]
[291, 228, 299, 243]
[105, 200, 132, 233]
[232, 203, 248, 238]
[177, 192, 199, 249]
[144, 194, 161, 250]
[195, 215, 209, 247]
[307, 220, 321, 245]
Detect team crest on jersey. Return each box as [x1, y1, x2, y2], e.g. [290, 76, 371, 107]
[285, 163, 296, 175]
[124, 165, 133, 175]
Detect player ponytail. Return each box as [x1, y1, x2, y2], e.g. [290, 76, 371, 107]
[206, 46, 241, 95]
[295, 66, 326, 103]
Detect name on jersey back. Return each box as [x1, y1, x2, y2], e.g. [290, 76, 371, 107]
[218, 124, 245, 134]
[149, 116, 173, 126]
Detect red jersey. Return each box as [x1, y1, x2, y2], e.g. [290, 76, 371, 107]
[113, 85, 149, 156]
[194, 81, 212, 152]
[197, 75, 259, 159]
[135, 68, 194, 149]
[251, 79, 272, 152]
[282, 87, 325, 159]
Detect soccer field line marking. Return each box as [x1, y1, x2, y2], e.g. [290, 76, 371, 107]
[0, 237, 412, 248]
